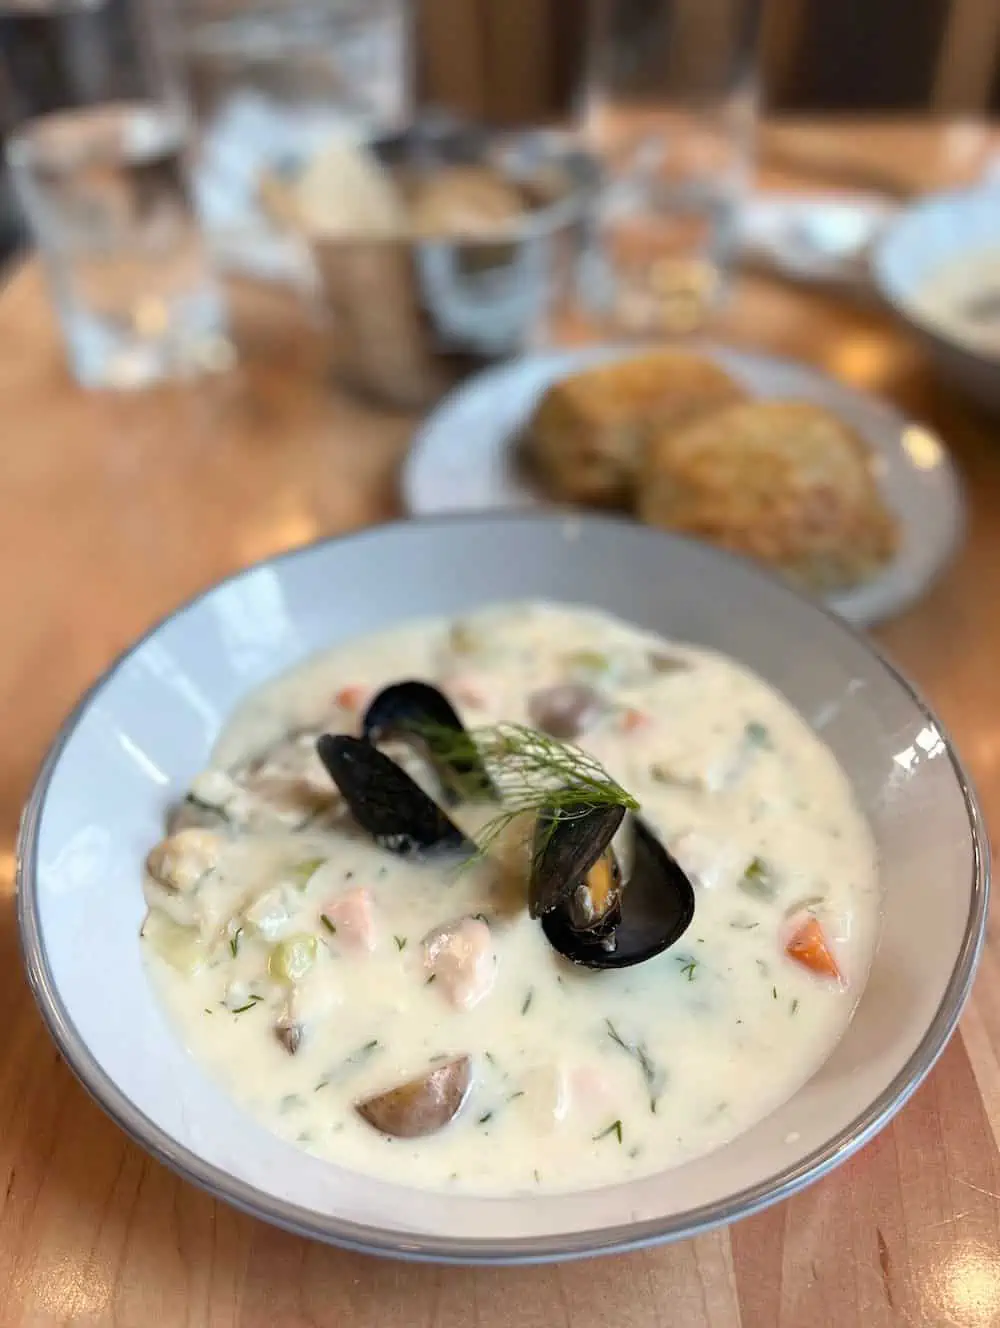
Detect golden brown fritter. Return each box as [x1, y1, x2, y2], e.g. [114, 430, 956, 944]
[523, 350, 747, 507]
[638, 400, 898, 590]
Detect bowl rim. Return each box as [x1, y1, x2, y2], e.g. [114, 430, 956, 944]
[16, 511, 990, 1265]
[871, 184, 1000, 367]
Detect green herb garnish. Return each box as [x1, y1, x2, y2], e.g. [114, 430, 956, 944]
[426, 973, 437, 985]
[593, 1120, 623, 1144]
[606, 1019, 663, 1111]
[745, 721, 771, 748]
[394, 935, 407, 951]
[230, 995, 262, 1014]
[739, 857, 775, 900]
[317, 1040, 380, 1090]
[477, 1111, 493, 1126]
[229, 926, 243, 958]
[678, 958, 698, 982]
[521, 988, 534, 1015]
[415, 721, 638, 859]
[790, 998, 800, 1015]
[350, 1039, 380, 1062]
[320, 915, 337, 935]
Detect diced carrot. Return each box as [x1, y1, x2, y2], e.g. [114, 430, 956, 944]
[334, 685, 366, 712]
[785, 916, 841, 979]
[620, 707, 650, 733]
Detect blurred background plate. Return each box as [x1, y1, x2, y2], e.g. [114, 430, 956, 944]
[403, 345, 964, 629]
[872, 187, 1000, 416]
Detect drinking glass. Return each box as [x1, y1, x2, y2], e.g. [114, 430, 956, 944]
[174, 0, 411, 286]
[580, 0, 761, 335]
[3, 0, 233, 389]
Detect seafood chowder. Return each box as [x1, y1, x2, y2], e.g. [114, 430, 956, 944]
[142, 603, 880, 1194]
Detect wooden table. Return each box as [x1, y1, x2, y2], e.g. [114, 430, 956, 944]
[2, 118, 1000, 1327]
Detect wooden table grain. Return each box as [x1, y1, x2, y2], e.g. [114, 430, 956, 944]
[2, 119, 1000, 1327]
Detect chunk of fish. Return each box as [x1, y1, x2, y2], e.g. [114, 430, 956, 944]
[422, 917, 496, 1010]
[519, 1063, 571, 1132]
[145, 828, 223, 895]
[321, 887, 378, 952]
[174, 751, 338, 834]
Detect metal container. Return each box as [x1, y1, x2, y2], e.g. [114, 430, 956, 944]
[298, 116, 597, 408]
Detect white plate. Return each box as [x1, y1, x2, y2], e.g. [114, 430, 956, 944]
[873, 187, 1000, 416]
[403, 345, 965, 627]
[18, 515, 987, 1263]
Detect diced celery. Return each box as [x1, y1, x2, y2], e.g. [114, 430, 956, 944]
[565, 649, 610, 677]
[268, 934, 318, 983]
[287, 857, 326, 890]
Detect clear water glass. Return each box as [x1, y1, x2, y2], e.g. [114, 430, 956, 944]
[9, 102, 232, 388]
[176, 0, 411, 284]
[580, 0, 761, 335]
[3, 1, 232, 390]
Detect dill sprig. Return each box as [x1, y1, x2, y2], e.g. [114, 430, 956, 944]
[606, 1018, 664, 1112]
[416, 720, 638, 857]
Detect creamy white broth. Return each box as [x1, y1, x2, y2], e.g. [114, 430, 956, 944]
[142, 602, 880, 1194]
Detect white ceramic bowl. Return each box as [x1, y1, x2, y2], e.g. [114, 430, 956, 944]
[873, 187, 1000, 415]
[17, 515, 988, 1263]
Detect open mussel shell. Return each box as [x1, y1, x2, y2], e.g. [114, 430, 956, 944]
[535, 809, 695, 969]
[316, 734, 474, 858]
[528, 803, 625, 919]
[362, 680, 496, 802]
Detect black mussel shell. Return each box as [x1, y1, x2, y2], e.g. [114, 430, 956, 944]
[362, 680, 495, 803]
[540, 816, 695, 969]
[316, 734, 474, 858]
[528, 803, 626, 919]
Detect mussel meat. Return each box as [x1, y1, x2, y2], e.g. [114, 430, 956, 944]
[316, 734, 474, 858]
[530, 804, 695, 968]
[362, 680, 496, 803]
